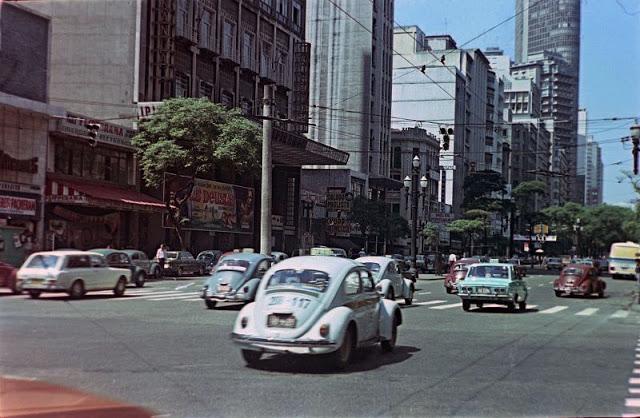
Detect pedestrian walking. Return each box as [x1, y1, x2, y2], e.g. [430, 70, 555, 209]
[448, 253, 457, 271]
[156, 244, 167, 271]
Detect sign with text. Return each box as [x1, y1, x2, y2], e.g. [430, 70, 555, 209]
[326, 187, 352, 212]
[137, 102, 164, 120]
[56, 114, 136, 150]
[0, 195, 37, 216]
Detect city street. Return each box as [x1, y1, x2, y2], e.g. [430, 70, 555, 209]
[1, 273, 639, 417]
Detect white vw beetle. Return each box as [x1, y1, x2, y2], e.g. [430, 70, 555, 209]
[356, 256, 415, 305]
[231, 256, 403, 369]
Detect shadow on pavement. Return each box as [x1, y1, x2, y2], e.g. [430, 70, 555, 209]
[246, 345, 420, 374]
[471, 306, 540, 314]
[204, 303, 244, 311]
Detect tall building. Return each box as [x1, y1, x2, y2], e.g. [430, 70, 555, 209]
[304, 0, 394, 193]
[515, 0, 581, 203]
[576, 108, 588, 203]
[584, 138, 603, 207]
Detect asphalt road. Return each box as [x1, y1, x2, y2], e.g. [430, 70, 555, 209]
[1, 273, 639, 418]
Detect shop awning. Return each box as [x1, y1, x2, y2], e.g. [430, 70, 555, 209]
[272, 128, 350, 166]
[45, 177, 165, 212]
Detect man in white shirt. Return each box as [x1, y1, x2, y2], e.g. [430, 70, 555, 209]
[448, 253, 457, 270]
[155, 244, 167, 270]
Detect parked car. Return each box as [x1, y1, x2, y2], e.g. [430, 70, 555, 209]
[0, 261, 21, 294]
[457, 263, 528, 312]
[506, 258, 527, 277]
[544, 257, 564, 270]
[553, 264, 606, 298]
[231, 256, 402, 369]
[309, 246, 347, 257]
[122, 249, 162, 280]
[196, 250, 223, 273]
[162, 251, 205, 276]
[356, 256, 415, 304]
[443, 258, 480, 294]
[598, 258, 609, 274]
[425, 254, 437, 273]
[201, 253, 272, 309]
[270, 251, 289, 263]
[90, 249, 145, 287]
[17, 251, 131, 299]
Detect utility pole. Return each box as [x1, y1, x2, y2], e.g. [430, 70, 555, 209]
[632, 125, 640, 175]
[260, 85, 274, 256]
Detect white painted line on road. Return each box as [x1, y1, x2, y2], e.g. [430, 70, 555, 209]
[539, 306, 568, 314]
[630, 388, 640, 394]
[113, 291, 186, 300]
[143, 292, 199, 299]
[612, 310, 630, 319]
[575, 308, 599, 316]
[430, 302, 462, 310]
[630, 378, 640, 385]
[538, 283, 545, 287]
[625, 398, 640, 408]
[146, 294, 200, 301]
[417, 291, 431, 295]
[175, 282, 194, 290]
[414, 300, 446, 306]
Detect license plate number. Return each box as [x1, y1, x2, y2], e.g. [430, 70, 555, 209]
[217, 284, 230, 293]
[29, 278, 44, 284]
[477, 287, 491, 294]
[267, 314, 296, 328]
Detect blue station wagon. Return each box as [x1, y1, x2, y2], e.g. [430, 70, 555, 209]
[457, 263, 528, 312]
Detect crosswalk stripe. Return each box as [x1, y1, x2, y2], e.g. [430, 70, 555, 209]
[413, 300, 446, 306]
[633, 369, 640, 374]
[611, 310, 630, 319]
[140, 292, 198, 300]
[430, 302, 462, 310]
[146, 294, 200, 301]
[630, 388, 640, 394]
[539, 306, 568, 314]
[625, 398, 640, 408]
[575, 308, 599, 316]
[417, 291, 431, 295]
[630, 378, 640, 385]
[113, 291, 186, 301]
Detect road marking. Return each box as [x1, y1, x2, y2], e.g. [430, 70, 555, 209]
[612, 310, 630, 319]
[630, 378, 640, 385]
[538, 283, 545, 287]
[417, 291, 431, 295]
[413, 300, 446, 306]
[625, 398, 640, 408]
[575, 308, 599, 316]
[634, 369, 640, 374]
[143, 292, 199, 299]
[147, 294, 200, 301]
[630, 388, 640, 394]
[113, 291, 186, 300]
[175, 282, 194, 290]
[539, 306, 568, 314]
[430, 302, 462, 310]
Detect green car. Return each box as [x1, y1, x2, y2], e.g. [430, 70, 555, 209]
[457, 263, 528, 312]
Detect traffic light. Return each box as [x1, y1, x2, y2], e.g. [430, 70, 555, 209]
[85, 123, 100, 147]
[440, 127, 453, 151]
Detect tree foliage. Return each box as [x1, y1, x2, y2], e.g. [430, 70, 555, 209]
[581, 205, 636, 255]
[350, 196, 385, 236]
[422, 222, 440, 248]
[132, 98, 261, 187]
[462, 170, 506, 211]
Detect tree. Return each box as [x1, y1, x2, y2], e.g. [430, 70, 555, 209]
[581, 205, 636, 256]
[448, 219, 485, 255]
[132, 98, 261, 249]
[378, 214, 410, 252]
[511, 180, 546, 260]
[422, 222, 440, 250]
[349, 196, 385, 238]
[462, 170, 506, 211]
[542, 202, 586, 254]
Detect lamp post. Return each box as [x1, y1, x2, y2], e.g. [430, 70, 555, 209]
[404, 155, 428, 273]
[573, 217, 583, 257]
[302, 195, 316, 233]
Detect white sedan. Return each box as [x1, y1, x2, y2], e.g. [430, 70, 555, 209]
[231, 256, 403, 369]
[17, 251, 131, 299]
[357, 256, 415, 305]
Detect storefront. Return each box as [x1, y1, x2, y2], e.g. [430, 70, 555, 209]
[44, 114, 165, 251]
[0, 181, 42, 266]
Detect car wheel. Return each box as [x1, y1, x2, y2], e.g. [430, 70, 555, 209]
[462, 300, 471, 311]
[241, 349, 262, 366]
[507, 301, 516, 312]
[205, 299, 217, 309]
[381, 314, 399, 353]
[554, 290, 562, 297]
[28, 290, 41, 299]
[331, 325, 355, 370]
[69, 280, 85, 299]
[386, 289, 394, 300]
[113, 277, 126, 297]
[446, 287, 452, 294]
[598, 289, 604, 298]
[134, 271, 146, 288]
[476, 303, 484, 309]
[10, 279, 22, 295]
[153, 266, 162, 279]
[518, 300, 527, 311]
[177, 267, 184, 277]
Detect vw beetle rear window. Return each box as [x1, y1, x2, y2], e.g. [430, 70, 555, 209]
[267, 269, 330, 292]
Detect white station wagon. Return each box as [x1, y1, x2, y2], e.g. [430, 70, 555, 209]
[231, 256, 403, 369]
[17, 251, 131, 299]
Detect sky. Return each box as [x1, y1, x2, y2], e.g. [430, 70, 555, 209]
[394, 0, 640, 206]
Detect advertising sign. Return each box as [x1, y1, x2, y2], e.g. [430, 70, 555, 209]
[163, 174, 254, 234]
[56, 114, 136, 150]
[326, 187, 352, 212]
[0, 195, 37, 216]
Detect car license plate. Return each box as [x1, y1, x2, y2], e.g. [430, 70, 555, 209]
[477, 287, 491, 294]
[217, 284, 230, 293]
[29, 278, 44, 284]
[267, 314, 296, 328]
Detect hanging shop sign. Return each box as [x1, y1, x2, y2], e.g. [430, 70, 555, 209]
[56, 113, 136, 150]
[0, 195, 37, 217]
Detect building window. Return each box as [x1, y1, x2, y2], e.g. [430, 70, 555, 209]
[240, 98, 253, 115]
[199, 9, 214, 49]
[220, 90, 234, 108]
[392, 146, 401, 169]
[275, 49, 287, 80]
[260, 41, 272, 75]
[292, 1, 302, 26]
[55, 142, 133, 186]
[277, 0, 288, 17]
[242, 31, 255, 68]
[175, 72, 191, 97]
[199, 80, 213, 99]
[222, 19, 236, 58]
[286, 177, 296, 226]
[177, 0, 191, 38]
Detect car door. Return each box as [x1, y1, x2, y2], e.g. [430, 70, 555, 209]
[343, 270, 367, 344]
[389, 261, 402, 297]
[66, 255, 95, 289]
[512, 266, 527, 300]
[358, 268, 380, 341]
[179, 252, 195, 273]
[88, 254, 109, 290]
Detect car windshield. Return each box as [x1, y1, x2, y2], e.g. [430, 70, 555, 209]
[549, 258, 561, 262]
[453, 264, 468, 271]
[211, 270, 244, 282]
[468, 265, 510, 279]
[166, 252, 178, 259]
[266, 269, 331, 293]
[563, 267, 583, 275]
[217, 259, 250, 271]
[25, 255, 59, 269]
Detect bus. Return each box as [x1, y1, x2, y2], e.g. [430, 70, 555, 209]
[608, 241, 640, 279]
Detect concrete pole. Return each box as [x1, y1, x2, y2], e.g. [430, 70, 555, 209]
[260, 85, 274, 256]
[411, 168, 418, 270]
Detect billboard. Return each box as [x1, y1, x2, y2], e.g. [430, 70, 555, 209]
[163, 174, 254, 234]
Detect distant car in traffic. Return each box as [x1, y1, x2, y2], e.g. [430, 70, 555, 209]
[598, 258, 609, 274]
[553, 264, 605, 298]
[201, 253, 272, 309]
[270, 251, 289, 263]
[310, 246, 347, 257]
[357, 256, 414, 304]
[544, 257, 564, 270]
[231, 256, 402, 369]
[457, 263, 528, 312]
[122, 249, 162, 280]
[506, 258, 527, 277]
[90, 249, 145, 287]
[162, 251, 205, 276]
[196, 250, 223, 273]
[17, 251, 131, 299]
[444, 258, 480, 294]
[0, 261, 21, 294]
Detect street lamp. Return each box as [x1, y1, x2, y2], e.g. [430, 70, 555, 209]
[405, 155, 428, 273]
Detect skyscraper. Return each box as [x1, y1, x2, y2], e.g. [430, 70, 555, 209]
[515, 0, 581, 203]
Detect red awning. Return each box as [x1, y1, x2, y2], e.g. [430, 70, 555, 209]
[46, 177, 165, 212]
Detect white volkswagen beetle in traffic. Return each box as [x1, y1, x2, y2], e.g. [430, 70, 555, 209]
[231, 256, 403, 369]
[356, 256, 415, 305]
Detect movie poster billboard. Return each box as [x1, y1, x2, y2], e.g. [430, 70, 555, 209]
[163, 174, 254, 234]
